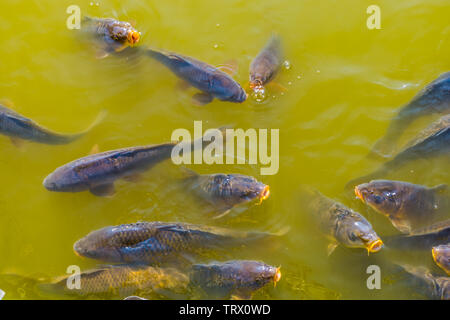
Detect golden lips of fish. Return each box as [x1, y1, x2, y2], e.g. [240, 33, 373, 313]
[432, 244, 450, 276]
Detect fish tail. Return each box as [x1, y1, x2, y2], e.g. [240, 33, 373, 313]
[48, 109, 107, 144]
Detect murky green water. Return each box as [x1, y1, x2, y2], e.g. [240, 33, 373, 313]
[0, 0, 449, 300]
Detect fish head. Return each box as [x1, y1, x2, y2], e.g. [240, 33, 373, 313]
[213, 174, 270, 205]
[339, 218, 383, 254]
[43, 166, 87, 192]
[110, 23, 140, 46]
[231, 260, 281, 288]
[73, 226, 121, 262]
[126, 29, 140, 45]
[355, 180, 406, 216]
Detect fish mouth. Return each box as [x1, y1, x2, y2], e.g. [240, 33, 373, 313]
[258, 185, 270, 204]
[366, 239, 383, 254]
[273, 267, 281, 286]
[354, 186, 366, 203]
[431, 247, 439, 263]
[127, 30, 140, 45]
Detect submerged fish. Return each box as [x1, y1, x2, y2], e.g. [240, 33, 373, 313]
[303, 189, 383, 255]
[432, 244, 450, 275]
[43, 129, 223, 197]
[39, 265, 188, 299]
[73, 222, 280, 264]
[347, 120, 450, 189]
[184, 170, 270, 218]
[82, 17, 141, 58]
[249, 35, 283, 100]
[146, 48, 247, 105]
[371, 72, 450, 157]
[398, 265, 449, 300]
[384, 219, 450, 251]
[190, 260, 281, 300]
[0, 103, 105, 146]
[355, 180, 449, 233]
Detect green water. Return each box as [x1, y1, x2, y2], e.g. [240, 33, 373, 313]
[0, 0, 449, 300]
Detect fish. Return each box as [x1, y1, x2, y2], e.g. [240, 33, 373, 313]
[248, 34, 283, 100]
[43, 129, 225, 197]
[189, 260, 281, 300]
[39, 265, 189, 299]
[183, 169, 270, 218]
[73, 221, 281, 265]
[432, 244, 450, 275]
[346, 120, 450, 189]
[371, 72, 450, 157]
[0, 102, 105, 146]
[384, 219, 450, 251]
[302, 188, 383, 255]
[397, 265, 449, 300]
[355, 180, 449, 234]
[146, 48, 247, 105]
[82, 16, 141, 59]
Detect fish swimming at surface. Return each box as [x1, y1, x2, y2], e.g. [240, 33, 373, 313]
[371, 72, 450, 157]
[146, 48, 247, 105]
[355, 180, 449, 234]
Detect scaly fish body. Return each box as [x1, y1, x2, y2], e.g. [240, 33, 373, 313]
[384, 219, 450, 250]
[40, 265, 188, 298]
[347, 123, 450, 188]
[73, 222, 275, 264]
[355, 180, 448, 233]
[147, 49, 247, 104]
[432, 244, 450, 275]
[249, 35, 282, 93]
[190, 260, 281, 299]
[372, 72, 450, 156]
[187, 172, 270, 216]
[43, 143, 176, 196]
[0, 104, 101, 145]
[305, 189, 383, 254]
[82, 17, 140, 55]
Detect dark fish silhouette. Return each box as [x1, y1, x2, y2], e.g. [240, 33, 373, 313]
[347, 121, 450, 189]
[73, 222, 280, 264]
[355, 180, 448, 233]
[384, 219, 450, 251]
[146, 48, 247, 105]
[0, 103, 105, 146]
[371, 72, 450, 157]
[397, 265, 449, 300]
[190, 260, 281, 300]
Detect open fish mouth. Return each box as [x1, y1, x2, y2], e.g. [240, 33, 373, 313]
[258, 185, 270, 204]
[273, 267, 282, 286]
[127, 30, 140, 45]
[366, 239, 383, 254]
[354, 186, 366, 203]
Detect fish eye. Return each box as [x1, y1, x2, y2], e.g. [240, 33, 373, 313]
[373, 195, 383, 204]
[349, 232, 358, 241]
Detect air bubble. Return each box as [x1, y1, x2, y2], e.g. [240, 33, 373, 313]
[283, 60, 291, 70]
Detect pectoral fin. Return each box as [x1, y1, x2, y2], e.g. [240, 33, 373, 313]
[89, 183, 115, 197]
[95, 49, 110, 59]
[390, 218, 412, 234]
[192, 92, 214, 106]
[327, 242, 338, 256]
